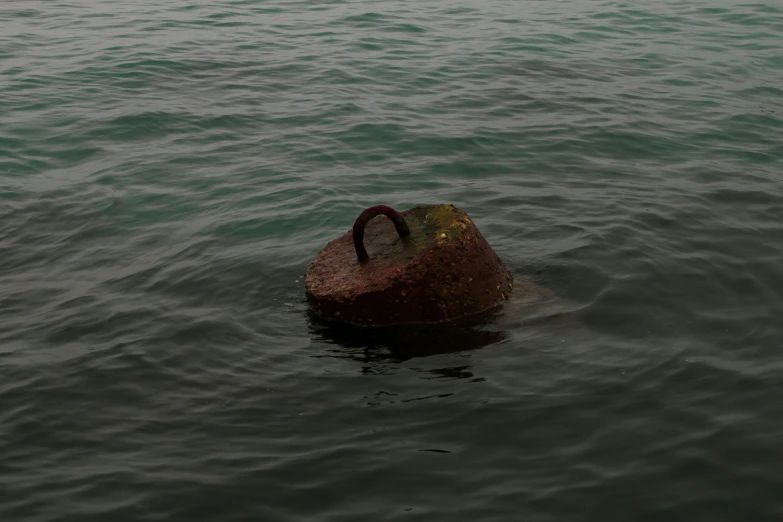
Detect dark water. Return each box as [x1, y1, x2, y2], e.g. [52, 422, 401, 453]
[2, 1, 783, 520]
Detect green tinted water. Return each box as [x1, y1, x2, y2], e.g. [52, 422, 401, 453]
[2, 1, 783, 521]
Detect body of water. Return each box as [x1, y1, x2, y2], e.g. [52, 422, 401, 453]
[2, 1, 783, 520]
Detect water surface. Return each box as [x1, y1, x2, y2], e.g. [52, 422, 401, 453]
[2, 1, 783, 520]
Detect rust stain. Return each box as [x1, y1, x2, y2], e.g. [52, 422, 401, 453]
[304, 204, 513, 327]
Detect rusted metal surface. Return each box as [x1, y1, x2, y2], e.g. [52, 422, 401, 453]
[305, 203, 513, 327]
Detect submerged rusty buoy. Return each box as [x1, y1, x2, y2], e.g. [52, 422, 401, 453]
[305, 204, 513, 327]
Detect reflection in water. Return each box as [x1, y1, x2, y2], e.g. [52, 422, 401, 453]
[307, 308, 509, 362]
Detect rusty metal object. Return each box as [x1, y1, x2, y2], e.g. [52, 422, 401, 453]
[305, 203, 513, 327]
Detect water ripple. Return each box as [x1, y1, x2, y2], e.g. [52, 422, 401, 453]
[2, 0, 783, 520]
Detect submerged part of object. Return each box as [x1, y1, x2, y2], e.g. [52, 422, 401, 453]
[304, 203, 513, 327]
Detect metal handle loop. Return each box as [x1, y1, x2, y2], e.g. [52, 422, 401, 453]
[352, 205, 410, 263]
